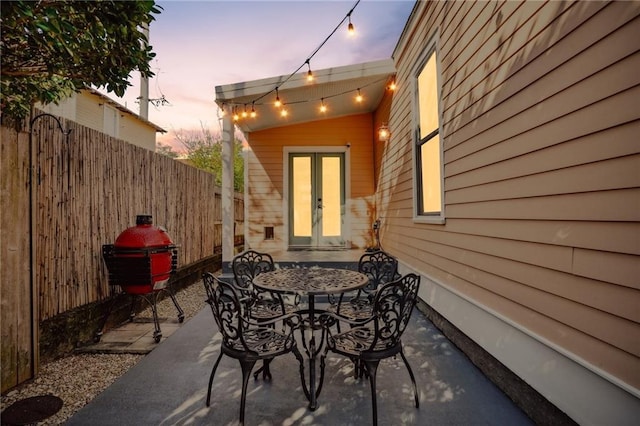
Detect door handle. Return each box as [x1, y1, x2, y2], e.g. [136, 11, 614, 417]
[317, 198, 323, 209]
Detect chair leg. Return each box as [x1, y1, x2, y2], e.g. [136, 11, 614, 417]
[399, 348, 420, 408]
[363, 360, 380, 426]
[206, 352, 224, 407]
[353, 358, 363, 379]
[239, 359, 257, 425]
[253, 359, 272, 380]
[317, 348, 327, 399]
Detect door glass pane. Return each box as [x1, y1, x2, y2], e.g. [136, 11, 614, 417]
[321, 157, 341, 237]
[293, 156, 312, 237]
[421, 134, 441, 213]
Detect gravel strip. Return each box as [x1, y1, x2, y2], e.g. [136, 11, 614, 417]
[1, 281, 208, 425]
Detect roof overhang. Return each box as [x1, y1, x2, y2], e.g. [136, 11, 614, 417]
[215, 59, 396, 133]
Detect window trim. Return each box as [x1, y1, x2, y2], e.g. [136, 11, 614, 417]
[412, 33, 445, 225]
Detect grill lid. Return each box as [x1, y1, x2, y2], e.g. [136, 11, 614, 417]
[114, 214, 173, 249]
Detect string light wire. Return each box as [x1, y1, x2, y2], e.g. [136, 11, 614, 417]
[238, 76, 388, 117]
[222, 0, 390, 121]
[249, 0, 361, 106]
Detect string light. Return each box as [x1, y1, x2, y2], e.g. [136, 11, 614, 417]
[218, 1, 400, 124]
[274, 87, 282, 108]
[228, 76, 389, 123]
[235, 1, 360, 114]
[306, 61, 314, 82]
[347, 12, 355, 35]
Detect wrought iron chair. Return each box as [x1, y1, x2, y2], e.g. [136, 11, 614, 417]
[202, 272, 304, 425]
[328, 250, 399, 324]
[232, 249, 300, 379]
[232, 249, 298, 321]
[320, 273, 421, 426]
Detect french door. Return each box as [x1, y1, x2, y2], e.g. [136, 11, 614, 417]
[288, 152, 345, 248]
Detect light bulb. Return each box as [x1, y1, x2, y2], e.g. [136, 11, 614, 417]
[280, 108, 288, 117]
[320, 99, 327, 113]
[250, 104, 257, 118]
[378, 125, 390, 141]
[306, 61, 314, 82]
[274, 88, 282, 108]
[355, 89, 363, 103]
[347, 14, 355, 35]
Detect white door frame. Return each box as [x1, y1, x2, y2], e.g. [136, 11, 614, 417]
[283, 146, 351, 250]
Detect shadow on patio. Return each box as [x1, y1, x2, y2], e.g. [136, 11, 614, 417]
[67, 292, 533, 425]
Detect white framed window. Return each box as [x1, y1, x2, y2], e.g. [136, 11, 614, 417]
[414, 39, 444, 223]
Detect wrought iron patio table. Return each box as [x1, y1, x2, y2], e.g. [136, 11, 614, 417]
[252, 267, 369, 411]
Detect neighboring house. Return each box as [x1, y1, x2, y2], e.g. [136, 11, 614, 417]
[37, 87, 165, 150]
[215, 1, 639, 424]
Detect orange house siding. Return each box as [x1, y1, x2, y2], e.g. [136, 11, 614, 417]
[245, 113, 377, 251]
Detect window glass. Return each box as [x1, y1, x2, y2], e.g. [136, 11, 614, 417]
[420, 134, 441, 213]
[418, 53, 439, 139]
[416, 49, 443, 218]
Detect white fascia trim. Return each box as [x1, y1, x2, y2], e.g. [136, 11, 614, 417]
[215, 59, 395, 101]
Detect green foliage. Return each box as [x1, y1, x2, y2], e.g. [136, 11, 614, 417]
[1, 0, 162, 122]
[156, 142, 179, 158]
[175, 127, 245, 192]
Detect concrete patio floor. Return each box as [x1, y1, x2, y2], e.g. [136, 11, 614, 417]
[67, 300, 534, 426]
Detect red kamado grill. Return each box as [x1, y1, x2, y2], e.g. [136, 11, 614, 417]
[96, 215, 185, 343]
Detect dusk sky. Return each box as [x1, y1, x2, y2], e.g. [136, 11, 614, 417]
[107, 0, 415, 151]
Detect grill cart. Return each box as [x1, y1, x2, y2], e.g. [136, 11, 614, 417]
[96, 215, 184, 343]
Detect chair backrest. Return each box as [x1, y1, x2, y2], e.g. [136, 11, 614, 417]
[232, 250, 275, 290]
[369, 273, 421, 351]
[358, 250, 399, 293]
[202, 272, 250, 352]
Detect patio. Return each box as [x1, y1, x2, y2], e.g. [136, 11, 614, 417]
[67, 255, 534, 425]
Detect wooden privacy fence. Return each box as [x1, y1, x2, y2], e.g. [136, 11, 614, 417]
[33, 115, 243, 318]
[1, 112, 243, 391]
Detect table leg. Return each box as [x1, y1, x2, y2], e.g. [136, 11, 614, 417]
[296, 295, 326, 411]
[308, 295, 318, 410]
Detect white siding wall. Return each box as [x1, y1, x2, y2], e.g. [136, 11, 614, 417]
[36, 91, 158, 151]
